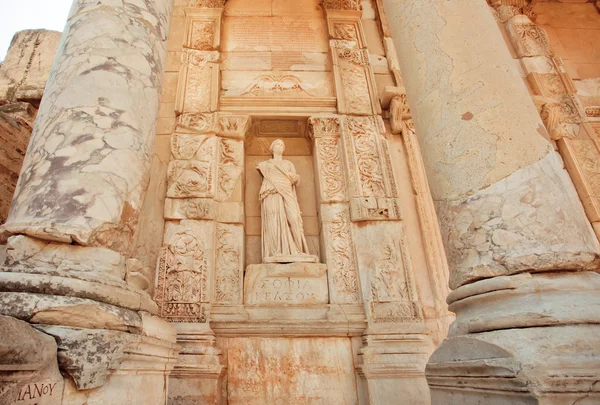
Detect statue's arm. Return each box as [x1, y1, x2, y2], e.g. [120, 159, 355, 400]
[286, 161, 300, 185]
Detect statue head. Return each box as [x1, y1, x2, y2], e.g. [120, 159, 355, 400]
[269, 139, 285, 156]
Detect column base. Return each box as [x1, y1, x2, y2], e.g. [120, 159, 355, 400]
[168, 323, 225, 405]
[358, 330, 434, 405]
[426, 324, 600, 404]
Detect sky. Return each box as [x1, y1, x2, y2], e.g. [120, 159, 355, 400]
[0, 0, 72, 61]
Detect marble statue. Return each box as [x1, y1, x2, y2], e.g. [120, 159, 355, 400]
[257, 139, 317, 263]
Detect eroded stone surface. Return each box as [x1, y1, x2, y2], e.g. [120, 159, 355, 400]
[0, 30, 61, 104]
[437, 152, 600, 289]
[0, 315, 64, 405]
[244, 263, 328, 305]
[1, 0, 173, 255]
[34, 325, 132, 390]
[0, 292, 142, 332]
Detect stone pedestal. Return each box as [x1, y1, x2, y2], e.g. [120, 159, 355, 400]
[382, 0, 600, 402]
[244, 263, 329, 305]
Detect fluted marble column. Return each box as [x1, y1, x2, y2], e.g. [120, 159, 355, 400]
[381, 0, 600, 403]
[0, 1, 180, 403]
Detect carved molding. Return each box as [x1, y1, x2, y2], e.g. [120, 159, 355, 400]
[308, 115, 342, 138]
[506, 14, 550, 58]
[320, 0, 361, 10]
[187, 0, 226, 7]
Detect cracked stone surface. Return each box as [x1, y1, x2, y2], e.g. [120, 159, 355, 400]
[1, 0, 173, 255]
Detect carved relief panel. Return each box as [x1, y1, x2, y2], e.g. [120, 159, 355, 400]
[308, 115, 348, 203]
[320, 204, 361, 304]
[353, 222, 423, 323]
[327, 10, 381, 116]
[155, 220, 214, 322]
[175, 49, 220, 114]
[342, 116, 401, 221]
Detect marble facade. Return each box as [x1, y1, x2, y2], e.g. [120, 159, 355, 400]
[0, 0, 599, 404]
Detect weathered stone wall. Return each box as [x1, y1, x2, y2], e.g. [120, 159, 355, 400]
[0, 30, 60, 228]
[0, 30, 61, 105]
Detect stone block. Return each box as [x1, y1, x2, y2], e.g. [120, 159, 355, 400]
[0, 30, 61, 103]
[244, 263, 329, 305]
[0, 315, 64, 405]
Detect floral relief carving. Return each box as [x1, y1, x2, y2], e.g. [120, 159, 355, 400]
[333, 24, 359, 41]
[309, 116, 341, 138]
[332, 40, 374, 115]
[487, 0, 538, 22]
[320, 0, 361, 10]
[240, 72, 326, 97]
[190, 21, 216, 50]
[167, 160, 214, 198]
[327, 209, 360, 303]
[214, 225, 242, 303]
[541, 95, 587, 140]
[316, 138, 347, 202]
[507, 15, 550, 57]
[177, 113, 218, 134]
[347, 117, 386, 197]
[171, 134, 216, 161]
[182, 198, 215, 219]
[371, 239, 408, 302]
[218, 115, 251, 139]
[155, 231, 208, 322]
[187, 0, 226, 8]
[217, 138, 243, 201]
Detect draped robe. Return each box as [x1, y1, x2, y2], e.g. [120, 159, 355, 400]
[258, 159, 310, 260]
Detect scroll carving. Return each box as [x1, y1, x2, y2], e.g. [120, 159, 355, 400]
[177, 113, 218, 134]
[326, 209, 360, 303]
[309, 115, 347, 203]
[316, 138, 347, 202]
